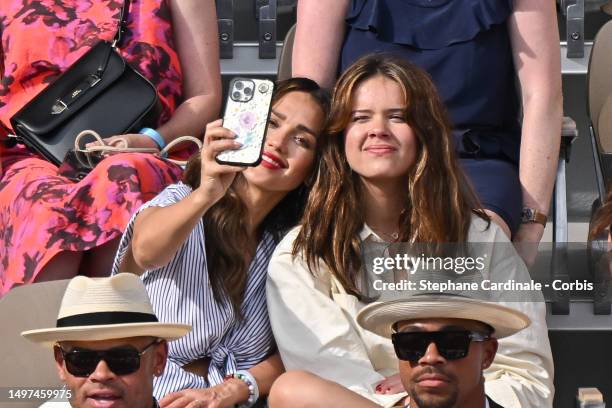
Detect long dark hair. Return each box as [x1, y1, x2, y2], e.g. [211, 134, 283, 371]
[183, 78, 330, 315]
[294, 54, 487, 299]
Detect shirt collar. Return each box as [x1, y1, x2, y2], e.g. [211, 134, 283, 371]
[359, 224, 385, 242]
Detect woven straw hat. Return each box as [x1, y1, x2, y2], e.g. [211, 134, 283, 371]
[357, 293, 530, 339]
[22, 273, 191, 347]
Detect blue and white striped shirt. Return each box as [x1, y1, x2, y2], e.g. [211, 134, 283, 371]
[111, 183, 276, 400]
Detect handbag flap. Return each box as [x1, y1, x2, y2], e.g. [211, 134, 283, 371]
[11, 41, 127, 135]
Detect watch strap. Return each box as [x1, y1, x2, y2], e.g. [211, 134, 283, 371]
[521, 208, 547, 226]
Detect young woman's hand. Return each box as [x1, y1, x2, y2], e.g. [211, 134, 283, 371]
[159, 379, 249, 408]
[196, 119, 245, 206]
[159, 387, 231, 408]
[375, 374, 405, 394]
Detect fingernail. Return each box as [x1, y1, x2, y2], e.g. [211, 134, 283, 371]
[234, 141, 242, 147]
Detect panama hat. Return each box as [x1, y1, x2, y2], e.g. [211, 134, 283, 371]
[357, 293, 530, 339]
[21, 273, 191, 347]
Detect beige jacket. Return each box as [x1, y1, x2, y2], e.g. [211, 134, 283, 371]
[266, 217, 554, 408]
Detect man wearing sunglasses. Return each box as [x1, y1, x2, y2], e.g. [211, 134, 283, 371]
[21, 273, 191, 408]
[357, 293, 531, 408]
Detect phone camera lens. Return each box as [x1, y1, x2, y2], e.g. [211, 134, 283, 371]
[258, 83, 269, 93]
[235, 81, 244, 90]
[232, 91, 242, 100]
[243, 87, 253, 96]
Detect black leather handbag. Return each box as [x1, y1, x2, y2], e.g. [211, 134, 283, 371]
[10, 0, 160, 165]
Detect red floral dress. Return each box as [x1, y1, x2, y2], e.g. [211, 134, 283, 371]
[0, 0, 185, 294]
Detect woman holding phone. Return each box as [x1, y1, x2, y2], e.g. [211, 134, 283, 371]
[112, 77, 330, 407]
[266, 55, 553, 408]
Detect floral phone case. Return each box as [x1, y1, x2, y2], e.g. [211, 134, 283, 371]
[216, 78, 274, 166]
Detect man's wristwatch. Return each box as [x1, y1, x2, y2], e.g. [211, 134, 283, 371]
[521, 208, 547, 226]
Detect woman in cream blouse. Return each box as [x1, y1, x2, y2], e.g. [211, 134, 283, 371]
[266, 55, 553, 408]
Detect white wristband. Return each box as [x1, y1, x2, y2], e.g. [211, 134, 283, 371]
[231, 370, 259, 408]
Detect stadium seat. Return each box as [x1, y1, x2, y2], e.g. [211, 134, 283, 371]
[0, 280, 69, 408]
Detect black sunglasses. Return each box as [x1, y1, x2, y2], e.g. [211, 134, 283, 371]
[54, 340, 160, 377]
[392, 331, 490, 362]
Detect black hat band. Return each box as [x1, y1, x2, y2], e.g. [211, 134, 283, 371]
[57, 311, 158, 327]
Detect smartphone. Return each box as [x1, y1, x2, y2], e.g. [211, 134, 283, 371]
[216, 77, 275, 166]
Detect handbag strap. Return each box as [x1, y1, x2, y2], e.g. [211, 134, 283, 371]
[73, 130, 202, 169]
[73, 130, 158, 168]
[97, 0, 131, 76]
[51, 1, 132, 115]
[159, 136, 203, 167]
[112, 0, 131, 49]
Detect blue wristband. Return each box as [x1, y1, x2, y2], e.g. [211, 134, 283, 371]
[139, 127, 166, 149]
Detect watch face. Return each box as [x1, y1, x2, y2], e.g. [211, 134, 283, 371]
[521, 208, 547, 225]
[521, 208, 534, 222]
